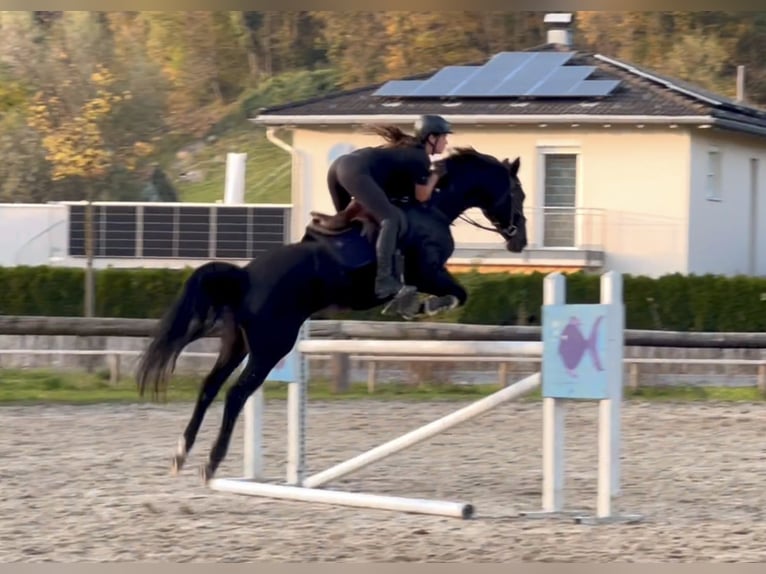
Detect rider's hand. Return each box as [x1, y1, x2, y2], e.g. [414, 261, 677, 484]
[430, 160, 447, 178]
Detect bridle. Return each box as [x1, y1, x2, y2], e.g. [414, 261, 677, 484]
[457, 183, 520, 242]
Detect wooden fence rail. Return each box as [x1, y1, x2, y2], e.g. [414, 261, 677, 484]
[1, 315, 766, 348]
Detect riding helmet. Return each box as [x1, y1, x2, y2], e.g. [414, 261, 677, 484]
[414, 114, 453, 142]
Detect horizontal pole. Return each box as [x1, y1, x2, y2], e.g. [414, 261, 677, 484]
[207, 479, 474, 519]
[298, 339, 543, 357]
[303, 372, 540, 489]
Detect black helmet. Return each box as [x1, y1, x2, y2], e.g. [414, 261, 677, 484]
[414, 114, 452, 142]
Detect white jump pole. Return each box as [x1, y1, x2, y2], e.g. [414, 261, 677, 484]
[302, 372, 540, 488]
[298, 339, 542, 358]
[208, 480, 474, 519]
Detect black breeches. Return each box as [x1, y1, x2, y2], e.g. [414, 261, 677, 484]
[329, 157, 400, 224]
[327, 161, 353, 212]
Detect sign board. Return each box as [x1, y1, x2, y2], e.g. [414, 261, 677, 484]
[542, 303, 621, 400]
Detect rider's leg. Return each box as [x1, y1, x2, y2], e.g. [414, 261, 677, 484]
[327, 160, 352, 212]
[339, 172, 413, 300]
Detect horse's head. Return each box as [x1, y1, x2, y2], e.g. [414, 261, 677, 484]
[435, 147, 528, 253]
[497, 156, 528, 253]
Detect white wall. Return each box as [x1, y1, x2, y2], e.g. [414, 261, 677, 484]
[579, 129, 691, 277]
[0, 204, 69, 267]
[688, 130, 766, 276]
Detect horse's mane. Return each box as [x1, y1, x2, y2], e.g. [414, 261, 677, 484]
[446, 146, 490, 162]
[443, 146, 503, 170]
[363, 124, 420, 148]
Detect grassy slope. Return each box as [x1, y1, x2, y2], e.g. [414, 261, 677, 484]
[167, 125, 292, 205]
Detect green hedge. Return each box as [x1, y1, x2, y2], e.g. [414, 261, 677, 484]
[1, 266, 765, 332]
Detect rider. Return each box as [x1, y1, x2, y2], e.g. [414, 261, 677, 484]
[325, 114, 453, 301]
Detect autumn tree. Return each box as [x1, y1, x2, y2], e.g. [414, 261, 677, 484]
[27, 64, 153, 316]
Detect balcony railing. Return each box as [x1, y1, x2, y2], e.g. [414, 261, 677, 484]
[524, 206, 606, 250]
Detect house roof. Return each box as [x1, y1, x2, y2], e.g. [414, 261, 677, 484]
[252, 44, 766, 138]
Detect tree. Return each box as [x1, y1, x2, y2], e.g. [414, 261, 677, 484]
[27, 64, 153, 316]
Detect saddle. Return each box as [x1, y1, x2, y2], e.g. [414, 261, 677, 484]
[307, 199, 379, 240]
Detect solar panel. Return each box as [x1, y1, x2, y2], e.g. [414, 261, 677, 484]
[566, 80, 621, 96]
[371, 51, 621, 99]
[526, 66, 595, 97]
[446, 53, 538, 97]
[372, 80, 424, 97]
[409, 66, 478, 96]
[489, 53, 575, 96]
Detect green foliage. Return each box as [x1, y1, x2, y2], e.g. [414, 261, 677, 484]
[2, 265, 766, 333]
[239, 68, 343, 117]
[0, 266, 83, 316]
[2, 11, 766, 205]
[94, 267, 194, 318]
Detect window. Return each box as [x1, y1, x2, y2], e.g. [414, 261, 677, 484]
[706, 149, 722, 201]
[328, 143, 355, 165]
[542, 153, 578, 247]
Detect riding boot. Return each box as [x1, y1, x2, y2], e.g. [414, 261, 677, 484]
[374, 217, 413, 300]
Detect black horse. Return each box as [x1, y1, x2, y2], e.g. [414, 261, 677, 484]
[136, 146, 528, 481]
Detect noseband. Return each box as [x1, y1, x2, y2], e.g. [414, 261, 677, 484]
[457, 188, 519, 241]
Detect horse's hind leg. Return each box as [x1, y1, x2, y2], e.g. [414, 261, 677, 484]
[172, 326, 247, 475]
[200, 342, 289, 482]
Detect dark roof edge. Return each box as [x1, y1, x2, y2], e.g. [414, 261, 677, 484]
[712, 116, 766, 138]
[254, 68, 444, 116]
[252, 82, 385, 115]
[594, 53, 766, 119]
[251, 113, 714, 125]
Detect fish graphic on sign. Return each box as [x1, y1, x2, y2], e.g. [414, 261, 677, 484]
[558, 315, 604, 377]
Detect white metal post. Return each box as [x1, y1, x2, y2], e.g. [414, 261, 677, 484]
[542, 272, 566, 513]
[597, 270, 623, 516]
[223, 153, 258, 480]
[243, 387, 264, 480]
[286, 322, 309, 486]
[223, 153, 247, 204]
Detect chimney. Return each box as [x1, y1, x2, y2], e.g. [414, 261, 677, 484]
[544, 13, 573, 47]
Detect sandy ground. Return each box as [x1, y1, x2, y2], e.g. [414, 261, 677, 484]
[1, 397, 765, 562]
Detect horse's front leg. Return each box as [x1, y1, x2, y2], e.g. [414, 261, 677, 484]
[398, 265, 467, 320]
[418, 267, 467, 317]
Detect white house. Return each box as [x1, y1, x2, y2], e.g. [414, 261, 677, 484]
[250, 14, 766, 278]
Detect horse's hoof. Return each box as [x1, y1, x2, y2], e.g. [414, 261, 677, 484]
[424, 295, 459, 316]
[200, 463, 214, 484]
[171, 454, 185, 476]
[171, 437, 187, 476]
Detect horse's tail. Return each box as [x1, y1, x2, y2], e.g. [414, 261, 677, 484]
[136, 261, 249, 400]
